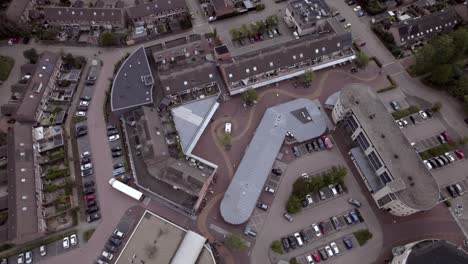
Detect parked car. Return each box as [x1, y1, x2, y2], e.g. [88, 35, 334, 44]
[77, 105, 88, 112]
[325, 245, 334, 257]
[292, 146, 301, 157]
[317, 138, 325, 150]
[348, 198, 361, 207]
[84, 188, 95, 195]
[454, 184, 464, 195]
[81, 157, 91, 165]
[63, 237, 70, 249]
[353, 5, 361, 11]
[301, 199, 308, 208]
[281, 238, 290, 251]
[410, 115, 416, 124]
[306, 142, 313, 152]
[357, 10, 365, 17]
[76, 111, 86, 117]
[343, 237, 353, 249]
[294, 232, 303, 246]
[79, 100, 90, 106]
[80, 151, 91, 158]
[108, 134, 120, 142]
[331, 216, 340, 230]
[80, 96, 92, 101]
[306, 194, 314, 205]
[105, 243, 118, 253]
[283, 213, 294, 222]
[330, 242, 340, 254]
[343, 214, 353, 225]
[425, 109, 433, 118]
[423, 160, 433, 170]
[312, 223, 322, 237]
[311, 250, 321, 262]
[112, 151, 122, 158]
[40, 245, 46, 256]
[87, 200, 97, 207]
[437, 135, 447, 144]
[329, 184, 338, 196]
[272, 168, 282, 176]
[70, 234, 78, 246]
[108, 237, 121, 246]
[86, 205, 99, 214]
[101, 251, 114, 260]
[87, 212, 101, 223]
[17, 254, 24, 264]
[312, 140, 319, 151]
[264, 186, 275, 193]
[419, 110, 428, 119]
[25, 251, 32, 264]
[113, 163, 124, 169]
[81, 163, 92, 171]
[455, 149, 465, 159]
[319, 190, 326, 200]
[85, 194, 96, 202]
[390, 101, 400, 111]
[439, 155, 449, 165]
[84, 180, 95, 188]
[288, 236, 297, 249]
[447, 185, 458, 198]
[319, 248, 328, 260]
[319, 222, 329, 235]
[441, 131, 451, 142]
[257, 202, 269, 211]
[300, 231, 309, 243]
[336, 183, 344, 194]
[81, 168, 93, 177]
[322, 136, 334, 149]
[445, 152, 455, 162]
[349, 210, 360, 223]
[107, 129, 119, 136]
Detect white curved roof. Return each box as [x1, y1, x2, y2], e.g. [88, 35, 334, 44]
[171, 231, 207, 264]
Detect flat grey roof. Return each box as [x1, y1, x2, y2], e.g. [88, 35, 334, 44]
[171, 96, 219, 154]
[111, 46, 154, 112]
[340, 84, 439, 211]
[220, 98, 327, 224]
[407, 240, 468, 264]
[16, 52, 60, 122]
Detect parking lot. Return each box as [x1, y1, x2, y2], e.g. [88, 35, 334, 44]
[250, 145, 382, 264]
[295, 234, 359, 264]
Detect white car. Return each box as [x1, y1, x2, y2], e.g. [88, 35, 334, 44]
[63, 237, 70, 249]
[344, 23, 352, 29]
[353, 5, 362, 11]
[108, 134, 120, 142]
[76, 111, 86, 117]
[401, 119, 408, 126]
[306, 194, 314, 205]
[305, 255, 314, 264]
[419, 110, 428, 119]
[225, 122, 232, 134]
[445, 152, 455, 162]
[312, 223, 322, 237]
[423, 160, 432, 170]
[79, 100, 90, 106]
[301, 172, 309, 179]
[330, 242, 340, 254]
[113, 229, 126, 239]
[396, 120, 404, 128]
[102, 251, 114, 260]
[18, 254, 24, 264]
[40, 245, 47, 256]
[325, 245, 334, 257]
[329, 184, 338, 196]
[81, 163, 92, 171]
[264, 186, 275, 193]
[80, 151, 91, 158]
[70, 234, 78, 246]
[25, 251, 32, 264]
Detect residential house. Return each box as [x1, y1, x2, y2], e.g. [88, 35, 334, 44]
[42, 7, 126, 30]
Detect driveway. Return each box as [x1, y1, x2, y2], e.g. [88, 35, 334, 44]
[250, 147, 383, 264]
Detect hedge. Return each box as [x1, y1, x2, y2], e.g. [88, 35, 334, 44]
[392, 105, 420, 120]
[377, 85, 398, 93]
[354, 229, 373, 246]
[270, 240, 284, 254]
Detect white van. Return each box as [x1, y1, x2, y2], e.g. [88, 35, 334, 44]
[294, 232, 303, 246]
[102, 251, 113, 260]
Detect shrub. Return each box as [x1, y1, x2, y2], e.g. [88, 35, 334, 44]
[0, 55, 15, 81]
[289, 258, 298, 264]
[419, 141, 458, 160]
[286, 194, 302, 214]
[255, 4, 265, 11]
[0, 243, 14, 253]
[354, 229, 373, 246]
[444, 200, 452, 207]
[225, 234, 246, 251]
[270, 240, 284, 254]
[431, 101, 442, 112]
[354, 209, 364, 222]
[377, 85, 397, 93]
[391, 105, 420, 120]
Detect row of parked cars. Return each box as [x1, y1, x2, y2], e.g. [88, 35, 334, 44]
[293, 136, 334, 157]
[304, 237, 354, 263]
[76, 96, 92, 117]
[423, 150, 464, 170]
[238, 26, 282, 46]
[14, 234, 77, 263]
[447, 183, 465, 198]
[79, 148, 101, 223]
[96, 229, 126, 264]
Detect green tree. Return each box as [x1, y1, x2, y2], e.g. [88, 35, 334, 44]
[355, 51, 370, 68]
[270, 240, 284, 254]
[414, 43, 436, 74]
[265, 15, 278, 28]
[310, 176, 324, 193]
[229, 28, 241, 41]
[286, 194, 302, 214]
[431, 101, 442, 112]
[429, 64, 453, 86]
[450, 28, 468, 56]
[448, 76, 468, 98]
[99, 31, 116, 46]
[250, 23, 261, 36]
[240, 24, 250, 37]
[241, 89, 258, 106]
[292, 177, 310, 197]
[322, 173, 333, 186]
[23, 48, 39, 64]
[225, 234, 246, 251]
[430, 34, 455, 65]
[303, 70, 316, 84]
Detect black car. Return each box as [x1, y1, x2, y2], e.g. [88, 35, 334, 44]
[76, 125, 87, 132]
[343, 214, 353, 225]
[22, 37, 30, 44]
[86, 205, 99, 214]
[292, 146, 301, 157]
[81, 168, 93, 177]
[281, 238, 290, 252]
[428, 159, 438, 168]
[299, 231, 309, 243]
[76, 130, 87, 138]
[112, 151, 122, 158]
[425, 109, 433, 118]
[105, 243, 118, 253]
[86, 200, 97, 207]
[336, 184, 344, 194]
[113, 163, 124, 169]
[108, 237, 122, 246]
[287, 236, 297, 249]
[87, 212, 101, 223]
[272, 168, 282, 176]
[81, 158, 91, 165]
[83, 188, 95, 195]
[409, 115, 416, 124]
[107, 129, 119, 136]
[317, 138, 325, 150]
[312, 140, 319, 151]
[306, 143, 313, 153]
[80, 96, 92, 101]
[107, 125, 117, 131]
[84, 181, 95, 188]
[319, 248, 328, 260]
[111, 146, 122, 152]
[301, 199, 308, 208]
[447, 185, 458, 198]
[77, 105, 88, 112]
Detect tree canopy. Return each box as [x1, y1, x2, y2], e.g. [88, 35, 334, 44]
[23, 48, 39, 64]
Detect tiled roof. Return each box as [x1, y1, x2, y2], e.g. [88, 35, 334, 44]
[126, 0, 187, 19]
[43, 7, 125, 24]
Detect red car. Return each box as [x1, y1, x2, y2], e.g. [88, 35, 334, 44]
[441, 131, 451, 142]
[85, 194, 96, 201]
[455, 149, 464, 159]
[311, 250, 321, 262]
[322, 136, 334, 149]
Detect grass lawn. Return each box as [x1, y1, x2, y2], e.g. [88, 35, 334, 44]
[0, 56, 14, 81]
